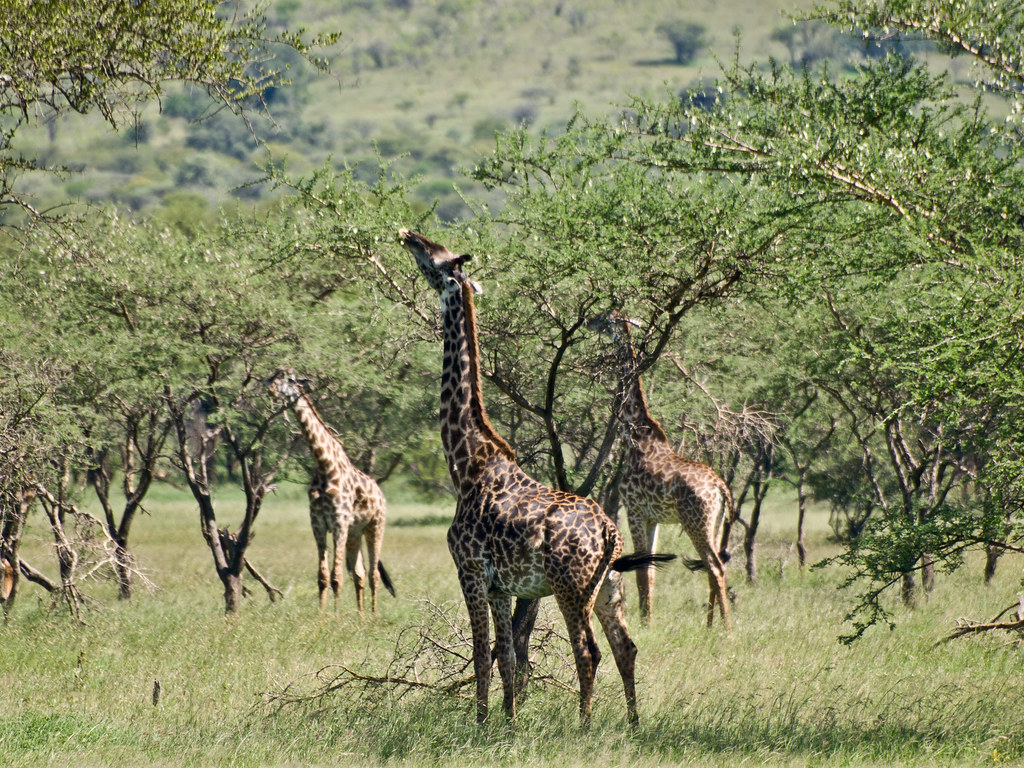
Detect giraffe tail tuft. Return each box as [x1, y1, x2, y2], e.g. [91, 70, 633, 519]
[681, 557, 707, 573]
[377, 561, 396, 597]
[611, 552, 677, 573]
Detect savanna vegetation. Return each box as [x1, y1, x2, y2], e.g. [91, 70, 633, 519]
[2, 0, 1024, 765]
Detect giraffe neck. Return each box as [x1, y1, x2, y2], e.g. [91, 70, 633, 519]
[290, 394, 352, 473]
[614, 329, 668, 444]
[438, 282, 515, 486]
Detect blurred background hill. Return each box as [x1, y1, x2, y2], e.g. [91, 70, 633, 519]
[12, 0, 935, 225]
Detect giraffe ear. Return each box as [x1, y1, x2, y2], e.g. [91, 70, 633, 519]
[468, 279, 483, 295]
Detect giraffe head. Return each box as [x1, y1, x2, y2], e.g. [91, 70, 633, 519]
[586, 309, 642, 345]
[264, 367, 311, 405]
[399, 229, 481, 297]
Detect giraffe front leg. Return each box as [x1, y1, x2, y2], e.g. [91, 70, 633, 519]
[458, 570, 493, 723]
[629, 514, 659, 624]
[489, 593, 516, 719]
[511, 597, 539, 696]
[310, 508, 330, 610]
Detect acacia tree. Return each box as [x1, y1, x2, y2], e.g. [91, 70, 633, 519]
[597, 0, 1024, 638]
[0, 0, 336, 226]
[468, 131, 755, 496]
[146, 216, 305, 614]
[0, 352, 69, 617]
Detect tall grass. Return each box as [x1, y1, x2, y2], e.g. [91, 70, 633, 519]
[2, 484, 1021, 766]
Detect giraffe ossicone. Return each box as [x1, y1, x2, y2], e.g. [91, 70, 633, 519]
[266, 368, 394, 614]
[400, 228, 673, 728]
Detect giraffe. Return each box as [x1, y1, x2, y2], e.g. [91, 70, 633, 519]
[266, 369, 394, 614]
[400, 229, 673, 728]
[588, 311, 735, 630]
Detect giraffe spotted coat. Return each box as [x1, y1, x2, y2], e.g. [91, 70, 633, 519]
[267, 369, 393, 614]
[590, 311, 735, 630]
[401, 229, 670, 728]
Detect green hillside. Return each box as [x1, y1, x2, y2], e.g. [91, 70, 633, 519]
[9, 0, 823, 224]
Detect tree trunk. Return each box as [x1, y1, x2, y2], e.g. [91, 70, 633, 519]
[222, 569, 244, 614]
[743, 506, 760, 583]
[795, 468, 808, 569]
[743, 472, 771, 584]
[114, 538, 133, 600]
[984, 543, 1001, 585]
[0, 488, 32, 619]
[921, 552, 936, 593]
[901, 570, 917, 607]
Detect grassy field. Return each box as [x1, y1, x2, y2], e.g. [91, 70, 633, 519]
[2, 481, 1022, 767]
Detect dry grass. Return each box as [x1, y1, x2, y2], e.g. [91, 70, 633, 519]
[3, 481, 1022, 766]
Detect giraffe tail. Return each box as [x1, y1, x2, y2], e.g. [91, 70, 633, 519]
[377, 561, 396, 597]
[681, 557, 707, 572]
[611, 552, 677, 573]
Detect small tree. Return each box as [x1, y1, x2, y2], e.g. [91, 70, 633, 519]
[655, 19, 707, 65]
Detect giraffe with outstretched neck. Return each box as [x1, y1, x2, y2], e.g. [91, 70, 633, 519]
[589, 311, 735, 630]
[400, 229, 672, 728]
[266, 369, 394, 614]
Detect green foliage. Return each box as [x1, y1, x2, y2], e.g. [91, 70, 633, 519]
[1, 0, 1022, 644]
[0, 0, 338, 223]
[584, 2, 1024, 635]
[466, 120, 755, 489]
[818, 0, 1024, 109]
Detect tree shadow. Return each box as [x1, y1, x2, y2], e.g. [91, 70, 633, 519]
[634, 58, 689, 67]
[390, 513, 451, 527]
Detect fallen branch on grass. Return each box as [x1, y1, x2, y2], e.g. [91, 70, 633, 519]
[260, 598, 576, 713]
[942, 597, 1024, 643]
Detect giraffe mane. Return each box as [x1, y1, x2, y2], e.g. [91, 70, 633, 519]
[294, 390, 351, 466]
[629, 371, 669, 443]
[461, 280, 516, 462]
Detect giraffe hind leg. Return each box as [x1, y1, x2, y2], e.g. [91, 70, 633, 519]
[345, 532, 366, 616]
[704, 550, 732, 631]
[330, 518, 351, 612]
[364, 519, 385, 615]
[628, 517, 659, 624]
[552, 580, 604, 728]
[595, 570, 639, 729]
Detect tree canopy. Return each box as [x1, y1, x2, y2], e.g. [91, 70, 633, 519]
[0, 0, 336, 224]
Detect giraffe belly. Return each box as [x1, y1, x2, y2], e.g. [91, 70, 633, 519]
[623, 485, 677, 525]
[487, 541, 553, 599]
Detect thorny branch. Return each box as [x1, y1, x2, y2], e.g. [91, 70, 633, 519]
[943, 598, 1024, 643]
[259, 599, 576, 713]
